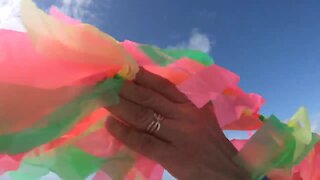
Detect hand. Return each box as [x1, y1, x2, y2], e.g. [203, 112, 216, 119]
[105, 68, 249, 180]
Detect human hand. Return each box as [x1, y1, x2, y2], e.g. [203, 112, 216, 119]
[106, 68, 250, 180]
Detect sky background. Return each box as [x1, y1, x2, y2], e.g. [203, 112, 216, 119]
[0, 0, 320, 179]
[36, 0, 320, 125]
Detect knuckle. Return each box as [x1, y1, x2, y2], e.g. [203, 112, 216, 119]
[139, 93, 156, 106]
[130, 85, 156, 105]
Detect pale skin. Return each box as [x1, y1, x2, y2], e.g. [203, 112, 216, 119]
[106, 68, 250, 180]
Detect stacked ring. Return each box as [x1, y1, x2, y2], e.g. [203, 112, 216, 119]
[146, 113, 164, 134]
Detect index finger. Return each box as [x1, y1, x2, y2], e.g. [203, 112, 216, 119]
[134, 68, 189, 103]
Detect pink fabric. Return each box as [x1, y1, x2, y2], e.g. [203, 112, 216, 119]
[177, 65, 264, 130]
[49, 7, 163, 179]
[21, 3, 135, 79]
[0, 30, 113, 89]
[168, 57, 206, 75]
[231, 139, 248, 151]
[0, 155, 21, 174]
[4, 3, 315, 180]
[122, 40, 154, 65]
[132, 158, 163, 180]
[214, 87, 265, 129]
[141, 58, 205, 85]
[93, 171, 112, 180]
[74, 129, 123, 158]
[177, 64, 240, 108]
[293, 142, 320, 179]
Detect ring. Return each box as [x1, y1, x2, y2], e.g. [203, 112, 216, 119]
[146, 112, 164, 134]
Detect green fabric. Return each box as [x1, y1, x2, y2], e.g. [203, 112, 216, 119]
[161, 49, 214, 66]
[0, 78, 124, 154]
[9, 147, 104, 180]
[250, 115, 295, 179]
[8, 146, 136, 180]
[236, 110, 319, 180]
[139, 45, 214, 66]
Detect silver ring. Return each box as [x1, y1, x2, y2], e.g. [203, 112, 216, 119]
[146, 112, 164, 134]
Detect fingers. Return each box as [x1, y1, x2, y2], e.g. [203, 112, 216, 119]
[105, 116, 169, 161]
[108, 97, 174, 140]
[134, 68, 189, 103]
[120, 82, 177, 118]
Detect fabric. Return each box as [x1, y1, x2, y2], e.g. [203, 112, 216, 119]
[0, 0, 318, 179]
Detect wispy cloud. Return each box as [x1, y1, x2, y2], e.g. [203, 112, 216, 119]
[0, 0, 97, 31]
[0, 0, 25, 31]
[59, 0, 93, 21]
[169, 29, 214, 53]
[311, 113, 320, 132]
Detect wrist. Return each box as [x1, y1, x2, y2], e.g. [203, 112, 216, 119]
[176, 150, 250, 180]
[218, 136, 251, 179]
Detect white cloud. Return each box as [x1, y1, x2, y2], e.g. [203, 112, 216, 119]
[0, 0, 95, 31]
[59, 0, 93, 21]
[169, 29, 213, 53]
[0, 0, 25, 31]
[311, 113, 320, 132]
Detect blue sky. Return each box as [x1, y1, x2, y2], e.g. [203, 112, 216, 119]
[0, 0, 319, 179]
[1, 0, 319, 121]
[38, 0, 320, 124]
